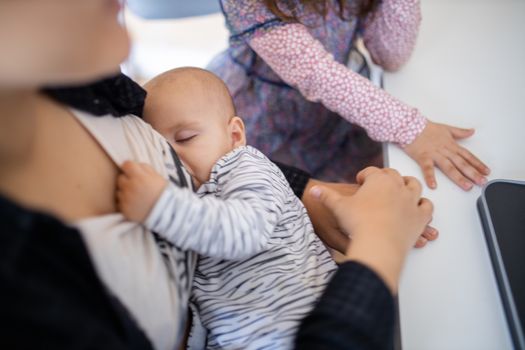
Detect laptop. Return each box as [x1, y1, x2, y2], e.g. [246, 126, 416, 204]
[478, 179, 525, 350]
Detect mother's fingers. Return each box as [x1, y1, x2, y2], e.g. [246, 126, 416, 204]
[404, 176, 422, 197]
[355, 166, 382, 185]
[418, 197, 434, 219]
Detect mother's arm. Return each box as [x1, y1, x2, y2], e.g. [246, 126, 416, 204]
[295, 167, 434, 349]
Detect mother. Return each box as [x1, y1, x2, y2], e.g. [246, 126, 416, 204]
[1, 0, 432, 349]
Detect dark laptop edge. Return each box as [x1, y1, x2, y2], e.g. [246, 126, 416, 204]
[477, 179, 525, 350]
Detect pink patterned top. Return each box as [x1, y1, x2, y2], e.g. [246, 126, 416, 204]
[249, 0, 426, 146]
[210, 0, 426, 181]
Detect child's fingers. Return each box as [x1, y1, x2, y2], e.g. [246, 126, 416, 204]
[458, 146, 490, 176]
[417, 157, 436, 189]
[447, 125, 475, 140]
[422, 225, 439, 241]
[414, 236, 428, 248]
[445, 149, 486, 186]
[434, 153, 473, 191]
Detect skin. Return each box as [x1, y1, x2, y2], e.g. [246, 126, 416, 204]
[0, 0, 129, 222]
[121, 67, 438, 249]
[405, 121, 490, 191]
[303, 180, 438, 252]
[311, 166, 434, 293]
[0, 0, 128, 87]
[0, 0, 434, 346]
[117, 68, 247, 222]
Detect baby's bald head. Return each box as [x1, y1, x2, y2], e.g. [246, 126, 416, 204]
[144, 67, 235, 124]
[142, 67, 246, 186]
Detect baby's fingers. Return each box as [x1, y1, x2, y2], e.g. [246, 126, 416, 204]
[117, 173, 130, 190]
[121, 160, 142, 176]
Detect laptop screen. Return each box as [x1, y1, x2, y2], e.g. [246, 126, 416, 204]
[481, 181, 525, 348]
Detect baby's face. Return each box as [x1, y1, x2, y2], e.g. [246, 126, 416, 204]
[144, 89, 236, 186]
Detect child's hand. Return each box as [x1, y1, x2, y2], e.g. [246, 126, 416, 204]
[404, 120, 490, 191]
[117, 161, 167, 223]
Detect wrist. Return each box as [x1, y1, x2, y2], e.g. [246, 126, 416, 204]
[344, 233, 408, 294]
[143, 181, 170, 227]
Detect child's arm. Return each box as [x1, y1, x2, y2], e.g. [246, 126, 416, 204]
[249, 23, 488, 190]
[249, 23, 426, 146]
[117, 153, 282, 260]
[362, 0, 422, 72]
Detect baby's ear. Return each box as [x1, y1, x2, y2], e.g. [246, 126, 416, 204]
[229, 116, 246, 148]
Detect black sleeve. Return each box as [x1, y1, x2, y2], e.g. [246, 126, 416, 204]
[295, 261, 395, 350]
[273, 161, 311, 199]
[0, 199, 153, 350]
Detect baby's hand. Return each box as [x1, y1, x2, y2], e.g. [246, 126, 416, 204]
[117, 161, 167, 223]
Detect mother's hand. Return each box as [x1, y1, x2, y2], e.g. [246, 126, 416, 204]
[309, 167, 434, 293]
[302, 180, 358, 253]
[302, 179, 438, 254]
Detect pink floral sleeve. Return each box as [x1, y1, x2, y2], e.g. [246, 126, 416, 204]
[363, 0, 422, 71]
[249, 23, 427, 146]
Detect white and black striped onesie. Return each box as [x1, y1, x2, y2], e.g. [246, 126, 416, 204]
[146, 145, 338, 350]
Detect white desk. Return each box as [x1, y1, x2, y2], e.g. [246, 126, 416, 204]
[384, 1, 525, 349]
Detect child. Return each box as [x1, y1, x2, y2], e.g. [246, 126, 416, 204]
[117, 67, 338, 349]
[209, 0, 489, 189]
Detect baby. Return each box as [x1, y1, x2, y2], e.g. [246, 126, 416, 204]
[117, 67, 337, 349]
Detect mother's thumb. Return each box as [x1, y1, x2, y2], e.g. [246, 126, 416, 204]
[310, 185, 341, 211]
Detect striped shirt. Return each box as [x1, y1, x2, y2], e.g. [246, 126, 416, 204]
[146, 146, 337, 349]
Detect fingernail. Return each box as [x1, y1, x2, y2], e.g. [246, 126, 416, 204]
[430, 181, 436, 189]
[310, 186, 322, 198]
[485, 167, 491, 175]
[480, 177, 487, 185]
[464, 182, 473, 190]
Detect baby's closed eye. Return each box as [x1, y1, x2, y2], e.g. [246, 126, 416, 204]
[175, 130, 198, 143]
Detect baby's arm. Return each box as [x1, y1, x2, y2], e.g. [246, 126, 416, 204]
[117, 154, 282, 260]
[117, 161, 168, 223]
